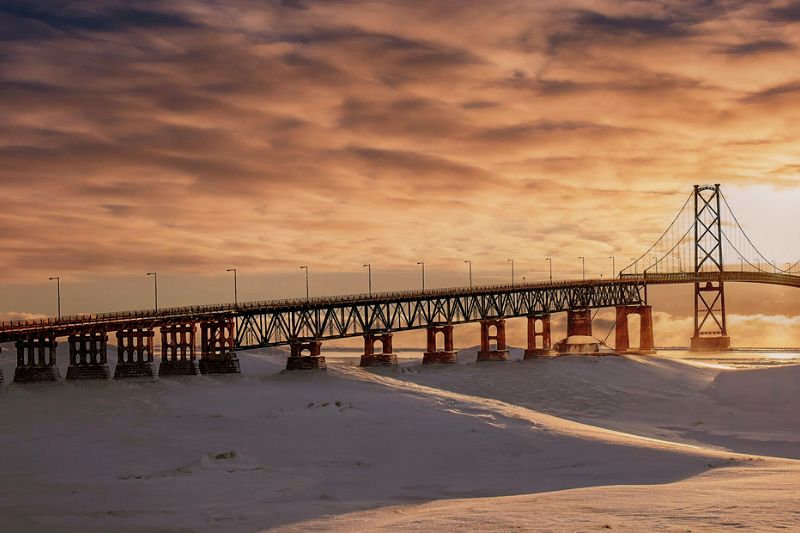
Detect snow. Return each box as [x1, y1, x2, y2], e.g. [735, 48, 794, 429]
[0, 346, 799, 531]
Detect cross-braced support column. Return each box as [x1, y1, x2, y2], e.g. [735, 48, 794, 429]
[524, 314, 552, 359]
[159, 322, 199, 376]
[476, 319, 510, 361]
[114, 328, 156, 379]
[199, 316, 240, 375]
[422, 324, 457, 364]
[286, 340, 327, 370]
[567, 309, 592, 337]
[691, 184, 731, 351]
[360, 332, 398, 367]
[615, 305, 655, 354]
[14, 334, 60, 383]
[66, 331, 111, 380]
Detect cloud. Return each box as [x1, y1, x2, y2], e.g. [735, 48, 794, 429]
[720, 39, 793, 56]
[0, 2, 198, 33]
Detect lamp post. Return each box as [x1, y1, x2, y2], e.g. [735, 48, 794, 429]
[578, 257, 585, 280]
[363, 263, 372, 296]
[146, 272, 158, 312]
[507, 258, 515, 287]
[545, 257, 552, 282]
[48, 276, 61, 320]
[738, 259, 743, 272]
[299, 265, 309, 299]
[652, 255, 658, 274]
[226, 268, 238, 306]
[609, 256, 616, 278]
[631, 258, 637, 275]
[417, 262, 425, 291]
[464, 260, 472, 288]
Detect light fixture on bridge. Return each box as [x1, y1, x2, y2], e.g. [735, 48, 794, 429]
[416, 262, 425, 291]
[146, 272, 158, 312]
[578, 257, 585, 280]
[362, 263, 372, 296]
[507, 258, 515, 287]
[545, 257, 552, 283]
[464, 260, 472, 288]
[226, 268, 238, 306]
[299, 266, 309, 300]
[48, 276, 61, 320]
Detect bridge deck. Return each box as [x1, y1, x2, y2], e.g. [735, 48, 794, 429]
[1, 271, 796, 346]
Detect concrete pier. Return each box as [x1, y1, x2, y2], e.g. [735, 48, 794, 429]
[14, 335, 60, 383]
[66, 331, 111, 380]
[476, 319, 510, 361]
[615, 305, 655, 354]
[199, 317, 240, 374]
[114, 328, 156, 379]
[286, 340, 327, 370]
[359, 332, 398, 367]
[567, 309, 592, 337]
[524, 314, 552, 358]
[158, 322, 200, 376]
[422, 325, 457, 364]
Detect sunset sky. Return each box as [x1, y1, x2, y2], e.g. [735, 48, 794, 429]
[2, 0, 800, 345]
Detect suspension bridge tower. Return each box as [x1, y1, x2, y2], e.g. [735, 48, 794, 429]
[691, 184, 731, 350]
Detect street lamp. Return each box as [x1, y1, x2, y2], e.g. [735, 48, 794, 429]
[652, 255, 658, 274]
[609, 256, 615, 278]
[464, 260, 472, 288]
[507, 258, 515, 287]
[738, 259, 743, 272]
[363, 263, 372, 296]
[48, 276, 61, 320]
[226, 268, 238, 306]
[631, 258, 637, 275]
[146, 272, 158, 312]
[417, 262, 425, 291]
[299, 266, 309, 299]
[545, 257, 552, 282]
[578, 257, 585, 280]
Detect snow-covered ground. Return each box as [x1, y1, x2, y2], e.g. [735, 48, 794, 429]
[0, 347, 798, 531]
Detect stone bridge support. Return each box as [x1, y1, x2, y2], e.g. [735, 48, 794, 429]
[567, 309, 593, 337]
[524, 314, 552, 359]
[199, 317, 240, 374]
[159, 322, 199, 376]
[422, 324, 457, 364]
[14, 334, 60, 383]
[66, 331, 111, 380]
[615, 305, 655, 354]
[360, 332, 398, 367]
[114, 328, 156, 379]
[476, 319, 510, 361]
[286, 340, 327, 370]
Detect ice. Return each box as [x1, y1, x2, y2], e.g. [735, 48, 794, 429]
[0, 347, 798, 531]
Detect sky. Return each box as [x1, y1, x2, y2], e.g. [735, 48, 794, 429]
[2, 0, 800, 346]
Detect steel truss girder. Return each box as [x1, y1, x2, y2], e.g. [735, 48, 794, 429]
[234, 282, 646, 349]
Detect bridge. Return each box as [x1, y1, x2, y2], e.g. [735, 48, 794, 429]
[0, 184, 795, 383]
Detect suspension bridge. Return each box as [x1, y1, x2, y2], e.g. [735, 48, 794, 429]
[0, 184, 793, 383]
